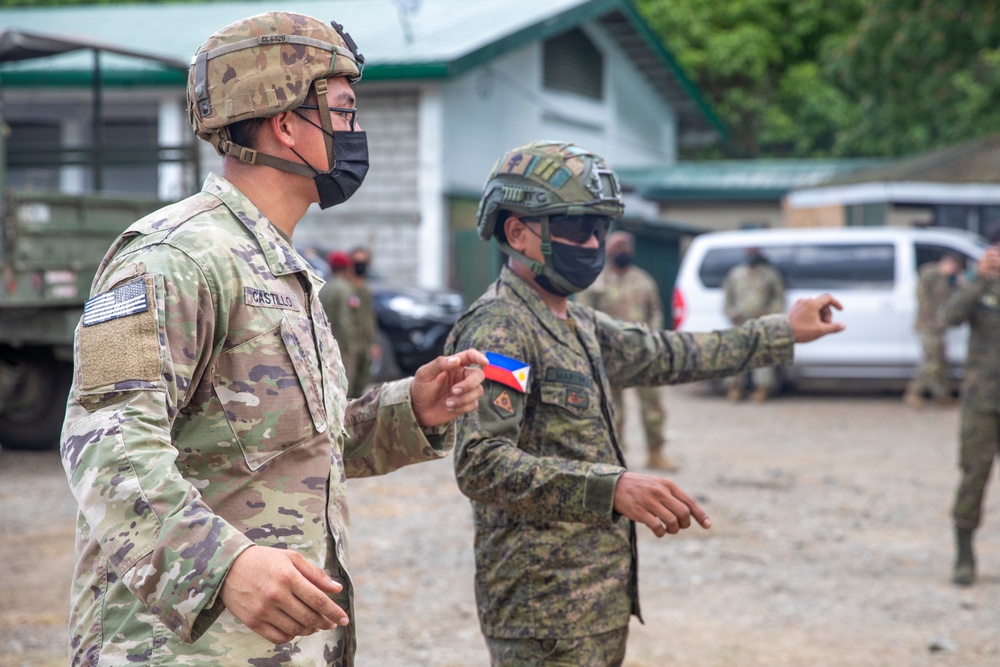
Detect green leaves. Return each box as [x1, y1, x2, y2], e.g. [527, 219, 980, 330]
[637, 0, 1000, 158]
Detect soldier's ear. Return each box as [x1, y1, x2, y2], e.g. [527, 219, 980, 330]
[504, 217, 529, 252]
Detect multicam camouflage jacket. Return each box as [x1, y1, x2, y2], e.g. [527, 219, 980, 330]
[942, 273, 1000, 412]
[60, 173, 453, 667]
[444, 266, 794, 639]
[578, 265, 664, 328]
[722, 262, 786, 324]
[914, 262, 959, 333]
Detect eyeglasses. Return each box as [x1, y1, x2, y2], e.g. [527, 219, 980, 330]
[296, 104, 358, 131]
[522, 215, 612, 244]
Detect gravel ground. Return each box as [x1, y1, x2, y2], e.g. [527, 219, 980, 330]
[2, 383, 999, 666]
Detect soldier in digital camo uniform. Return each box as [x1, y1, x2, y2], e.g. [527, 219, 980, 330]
[59, 12, 486, 667]
[903, 252, 963, 408]
[445, 140, 845, 666]
[721, 247, 787, 402]
[579, 231, 675, 471]
[942, 224, 1000, 587]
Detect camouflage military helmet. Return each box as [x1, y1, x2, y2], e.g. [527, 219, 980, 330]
[476, 140, 624, 242]
[188, 11, 364, 152]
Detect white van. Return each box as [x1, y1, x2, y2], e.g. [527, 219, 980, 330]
[672, 227, 987, 386]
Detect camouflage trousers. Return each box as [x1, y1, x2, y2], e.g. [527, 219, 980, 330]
[611, 386, 666, 453]
[907, 330, 950, 398]
[952, 407, 1000, 530]
[347, 347, 372, 399]
[485, 626, 629, 667]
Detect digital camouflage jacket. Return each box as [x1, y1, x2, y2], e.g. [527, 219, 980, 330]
[445, 266, 794, 639]
[942, 273, 1000, 412]
[60, 173, 452, 667]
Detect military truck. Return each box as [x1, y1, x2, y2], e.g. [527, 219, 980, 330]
[0, 30, 194, 450]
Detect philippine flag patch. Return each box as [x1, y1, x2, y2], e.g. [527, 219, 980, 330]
[484, 352, 531, 393]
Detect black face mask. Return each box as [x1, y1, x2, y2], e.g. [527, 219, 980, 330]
[353, 261, 368, 277]
[314, 131, 370, 209]
[536, 240, 606, 297]
[612, 253, 634, 269]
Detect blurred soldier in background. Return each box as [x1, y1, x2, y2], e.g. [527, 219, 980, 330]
[320, 250, 361, 388]
[579, 231, 674, 471]
[722, 247, 787, 402]
[903, 252, 963, 407]
[943, 225, 1000, 587]
[348, 245, 377, 397]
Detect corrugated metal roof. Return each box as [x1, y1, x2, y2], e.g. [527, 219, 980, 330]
[824, 134, 1000, 185]
[0, 0, 723, 140]
[618, 159, 882, 201]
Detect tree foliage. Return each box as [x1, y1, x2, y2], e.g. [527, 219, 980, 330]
[830, 1, 1000, 157]
[638, 0, 1000, 159]
[636, 0, 864, 158]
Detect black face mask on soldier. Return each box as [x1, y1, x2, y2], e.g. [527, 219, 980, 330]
[612, 253, 634, 269]
[353, 261, 368, 277]
[536, 240, 606, 297]
[291, 112, 370, 209]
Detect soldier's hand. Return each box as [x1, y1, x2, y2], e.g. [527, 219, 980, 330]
[977, 246, 1000, 279]
[220, 545, 349, 645]
[788, 293, 845, 343]
[410, 349, 489, 427]
[613, 472, 711, 537]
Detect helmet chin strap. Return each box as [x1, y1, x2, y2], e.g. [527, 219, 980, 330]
[215, 79, 338, 180]
[497, 216, 581, 297]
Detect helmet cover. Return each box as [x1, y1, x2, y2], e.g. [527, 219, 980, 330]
[476, 140, 624, 241]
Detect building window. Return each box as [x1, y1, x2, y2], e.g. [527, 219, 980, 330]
[543, 29, 604, 100]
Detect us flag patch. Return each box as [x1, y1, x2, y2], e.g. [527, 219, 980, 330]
[83, 279, 149, 326]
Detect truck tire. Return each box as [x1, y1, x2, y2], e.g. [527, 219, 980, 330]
[0, 349, 73, 452]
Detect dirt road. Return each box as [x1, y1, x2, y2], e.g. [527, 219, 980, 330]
[2, 384, 998, 666]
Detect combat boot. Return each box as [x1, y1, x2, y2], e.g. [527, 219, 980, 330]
[751, 387, 769, 403]
[727, 386, 743, 402]
[952, 527, 976, 586]
[647, 450, 679, 472]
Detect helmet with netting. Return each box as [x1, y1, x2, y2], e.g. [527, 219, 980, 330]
[187, 11, 364, 159]
[476, 140, 624, 242]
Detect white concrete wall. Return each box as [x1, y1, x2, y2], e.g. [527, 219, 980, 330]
[441, 23, 680, 199]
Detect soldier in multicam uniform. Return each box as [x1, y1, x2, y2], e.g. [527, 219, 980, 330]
[579, 231, 675, 471]
[346, 245, 377, 397]
[445, 140, 844, 666]
[59, 12, 486, 667]
[722, 247, 787, 402]
[942, 225, 1000, 586]
[903, 252, 963, 407]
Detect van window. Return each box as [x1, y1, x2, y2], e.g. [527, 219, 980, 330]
[915, 243, 977, 272]
[698, 243, 895, 290]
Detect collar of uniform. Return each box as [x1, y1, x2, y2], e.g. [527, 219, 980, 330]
[202, 172, 311, 277]
[499, 265, 577, 351]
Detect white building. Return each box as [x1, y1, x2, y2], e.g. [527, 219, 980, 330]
[0, 0, 723, 299]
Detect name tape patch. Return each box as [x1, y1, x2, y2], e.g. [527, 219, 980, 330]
[83, 279, 149, 327]
[245, 287, 297, 310]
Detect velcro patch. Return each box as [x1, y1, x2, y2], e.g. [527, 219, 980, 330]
[245, 287, 298, 310]
[82, 279, 148, 326]
[490, 386, 516, 419]
[79, 275, 160, 391]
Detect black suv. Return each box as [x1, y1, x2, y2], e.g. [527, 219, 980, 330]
[370, 283, 466, 381]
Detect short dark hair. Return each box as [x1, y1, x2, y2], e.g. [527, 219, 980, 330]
[227, 117, 268, 150]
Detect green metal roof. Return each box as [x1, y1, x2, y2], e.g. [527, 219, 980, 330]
[618, 159, 883, 201]
[0, 0, 724, 139]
